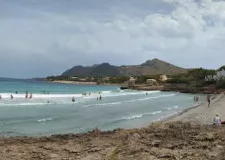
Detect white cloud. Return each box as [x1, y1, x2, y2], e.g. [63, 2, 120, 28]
[0, 0, 225, 77]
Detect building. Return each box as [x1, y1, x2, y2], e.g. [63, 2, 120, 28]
[146, 79, 158, 86]
[205, 69, 225, 81]
[128, 77, 136, 87]
[159, 75, 168, 81]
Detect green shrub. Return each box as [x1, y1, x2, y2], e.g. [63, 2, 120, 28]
[216, 80, 225, 89]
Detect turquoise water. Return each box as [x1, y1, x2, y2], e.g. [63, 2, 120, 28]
[0, 79, 204, 137]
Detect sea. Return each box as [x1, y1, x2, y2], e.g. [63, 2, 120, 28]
[0, 79, 204, 137]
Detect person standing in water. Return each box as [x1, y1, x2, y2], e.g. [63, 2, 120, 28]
[99, 95, 102, 100]
[72, 97, 75, 102]
[25, 91, 28, 99]
[10, 95, 13, 100]
[0, 95, 1, 100]
[29, 93, 32, 99]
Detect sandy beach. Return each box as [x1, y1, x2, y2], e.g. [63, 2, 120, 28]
[1, 93, 225, 159]
[168, 93, 225, 125]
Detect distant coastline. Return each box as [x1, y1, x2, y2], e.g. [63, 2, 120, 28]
[52, 80, 97, 85]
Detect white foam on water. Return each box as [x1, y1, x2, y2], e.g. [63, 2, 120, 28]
[0, 100, 79, 107]
[83, 101, 123, 108]
[151, 111, 162, 115]
[0, 93, 83, 99]
[82, 94, 176, 108]
[121, 114, 143, 120]
[120, 111, 162, 120]
[37, 118, 53, 122]
[99, 90, 161, 98]
[165, 105, 179, 111]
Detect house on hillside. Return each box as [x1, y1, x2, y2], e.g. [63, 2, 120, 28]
[146, 79, 158, 86]
[159, 75, 168, 81]
[128, 77, 136, 87]
[205, 69, 225, 81]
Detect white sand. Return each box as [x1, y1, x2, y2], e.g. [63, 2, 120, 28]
[168, 93, 225, 125]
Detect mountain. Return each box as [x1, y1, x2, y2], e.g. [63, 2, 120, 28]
[62, 63, 119, 76]
[62, 59, 187, 77]
[119, 58, 186, 76]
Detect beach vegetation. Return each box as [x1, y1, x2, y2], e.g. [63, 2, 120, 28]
[216, 80, 225, 89]
[135, 75, 160, 84]
[218, 65, 225, 71]
[46, 76, 70, 81]
[105, 76, 130, 84]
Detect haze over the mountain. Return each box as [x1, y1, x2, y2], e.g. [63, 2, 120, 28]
[62, 59, 186, 77]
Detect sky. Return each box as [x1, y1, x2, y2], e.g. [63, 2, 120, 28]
[0, 0, 225, 78]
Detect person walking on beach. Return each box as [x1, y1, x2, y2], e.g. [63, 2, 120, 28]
[207, 94, 211, 107]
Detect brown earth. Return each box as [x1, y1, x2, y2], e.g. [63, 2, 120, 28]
[1, 122, 225, 160]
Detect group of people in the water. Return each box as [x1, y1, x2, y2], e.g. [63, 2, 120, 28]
[71, 92, 103, 102]
[0, 91, 33, 100]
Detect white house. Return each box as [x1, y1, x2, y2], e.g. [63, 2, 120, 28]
[205, 69, 225, 81]
[128, 77, 136, 87]
[146, 79, 158, 86]
[159, 75, 168, 81]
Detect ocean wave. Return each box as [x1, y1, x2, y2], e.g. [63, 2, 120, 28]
[82, 94, 175, 108]
[0, 101, 79, 107]
[165, 105, 179, 111]
[104, 91, 161, 97]
[0, 93, 83, 99]
[83, 101, 123, 107]
[120, 111, 162, 120]
[37, 118, 53, 122]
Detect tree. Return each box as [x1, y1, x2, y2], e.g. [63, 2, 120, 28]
[218, 66, 225, 71]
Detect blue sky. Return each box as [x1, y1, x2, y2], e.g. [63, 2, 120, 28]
[0, 0, 225, 78]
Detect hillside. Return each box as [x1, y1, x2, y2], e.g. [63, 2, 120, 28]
[62, 58, 187, 77]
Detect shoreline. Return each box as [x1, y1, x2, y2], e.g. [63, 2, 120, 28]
[158, 102, 203, 123]
[51, 80, 123, 86]
[166, 93, 225, 125]
[52, 80, 97, 85]
[1, 94, 225, 159]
